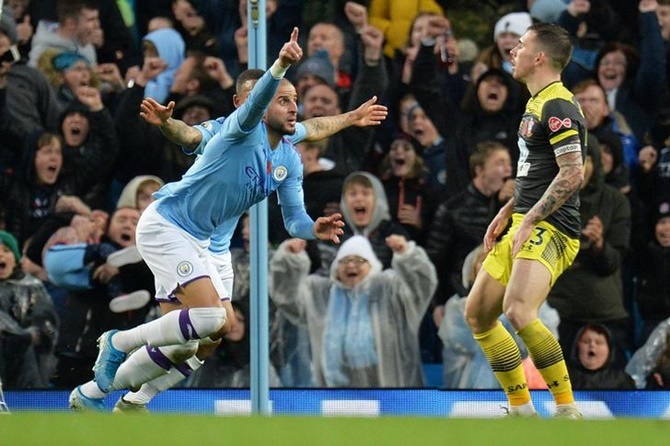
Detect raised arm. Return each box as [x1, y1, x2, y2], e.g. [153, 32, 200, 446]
[301, 96, 388, 142]
[140, 97, 203, 150]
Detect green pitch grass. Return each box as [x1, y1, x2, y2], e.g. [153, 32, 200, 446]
[1, 413, 668, 446]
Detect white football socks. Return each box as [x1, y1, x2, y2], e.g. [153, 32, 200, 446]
[111, 307, 226, 352]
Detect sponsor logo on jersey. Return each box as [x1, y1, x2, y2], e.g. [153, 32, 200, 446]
[177, 261, 194, 277]
[273, 165, 288, 182]
[548, 116, 572, 132]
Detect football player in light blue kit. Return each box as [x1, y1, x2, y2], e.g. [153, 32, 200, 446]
[141, 74, 386, 280]
[77, 74, 387, 412]
[70, 28, 346, 411]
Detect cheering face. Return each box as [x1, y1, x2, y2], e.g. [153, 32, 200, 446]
[75, 7, 101, 46]
[477, 75, 508, 113]
[107, 208, 140, 248]
[301, 84, 339, 118]
[264, 80, 299, 135]
[62, 61, 92, 91]
[34, 138, 63, 186]
[336, 255, 371, 288]
[343, 184, 375, 228]
[497, 32, 519, 63]
[598, 50, 627, 91]
[61, 112, 90, 147]
[0, 245, 16, 280]
[306, 23, 344, 60]
[577, 328, 609, 371]
[575, 85, 609, 130]
[389, 139, 417, 178]
[408, 107, 439, 148]
[480, 149, 512, 193]
[409, 15, 431, 48]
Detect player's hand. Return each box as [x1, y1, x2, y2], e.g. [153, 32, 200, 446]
[140, 97, 175, 127]
[314, 213, 345, 243]
[278, 27, 303, 68]
[483, 210, 511, 253]
[511, 218, 534, 258]
[351, 96, 388, 127]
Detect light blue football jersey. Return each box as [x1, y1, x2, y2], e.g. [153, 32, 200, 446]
[153, 69, 312, 254]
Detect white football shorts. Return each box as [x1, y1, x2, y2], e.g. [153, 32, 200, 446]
[136, 201, 232, 303]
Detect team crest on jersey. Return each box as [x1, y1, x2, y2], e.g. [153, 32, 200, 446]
[201, 121, 213, 131]
[548, 116, 572, 132]
[273, 165, 288, 182]
[519, 117, 535, 137]
[177, 261, 194, 277]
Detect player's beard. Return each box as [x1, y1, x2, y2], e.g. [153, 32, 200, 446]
[266, 117, 296, 135]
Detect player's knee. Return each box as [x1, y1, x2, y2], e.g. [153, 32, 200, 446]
[503, 303, 533, 331]
[187, 307, 227, 339]
[463, 306, 479, 331]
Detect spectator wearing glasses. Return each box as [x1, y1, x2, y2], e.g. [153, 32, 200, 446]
[270, 234, 437, 387]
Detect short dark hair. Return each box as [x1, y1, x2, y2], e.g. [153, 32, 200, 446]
[236, 69, 264, 95]
[571, 78, 606, 98]
[528, 22, 572, 71]
[57, 0, 99, 23]
[469, 140, 509, 177]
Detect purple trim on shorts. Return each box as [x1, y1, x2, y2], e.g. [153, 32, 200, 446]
[179, 309, 200, 340]
[175, 362, 193, 377]
[180, 275, 209, 288]
[146, 345, 174, 371]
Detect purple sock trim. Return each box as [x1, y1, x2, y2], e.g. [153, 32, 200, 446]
[178, 309, 200, 340]
[146, 345, 174, 371]
[175, 362, 193, 377]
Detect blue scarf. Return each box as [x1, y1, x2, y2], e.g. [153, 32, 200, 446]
[321, 284, 378, 386]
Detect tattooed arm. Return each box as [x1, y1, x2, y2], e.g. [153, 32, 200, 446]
[512, 150, 584, 256]
[301, 96, 387, 142]
[525, 150, 584, 224]
[158, 118, 203, 150]
[140, 97, 203, 150]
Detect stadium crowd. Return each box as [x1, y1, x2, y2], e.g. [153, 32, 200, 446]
[0, 0, 669, 394]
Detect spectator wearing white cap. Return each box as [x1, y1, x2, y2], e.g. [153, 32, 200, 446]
[270, 234, 437, 387]
[470, 11, 533, 111]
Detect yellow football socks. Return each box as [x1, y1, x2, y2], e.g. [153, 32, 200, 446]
[474, 321, 531, 406]
[517, 318, 574, 405]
